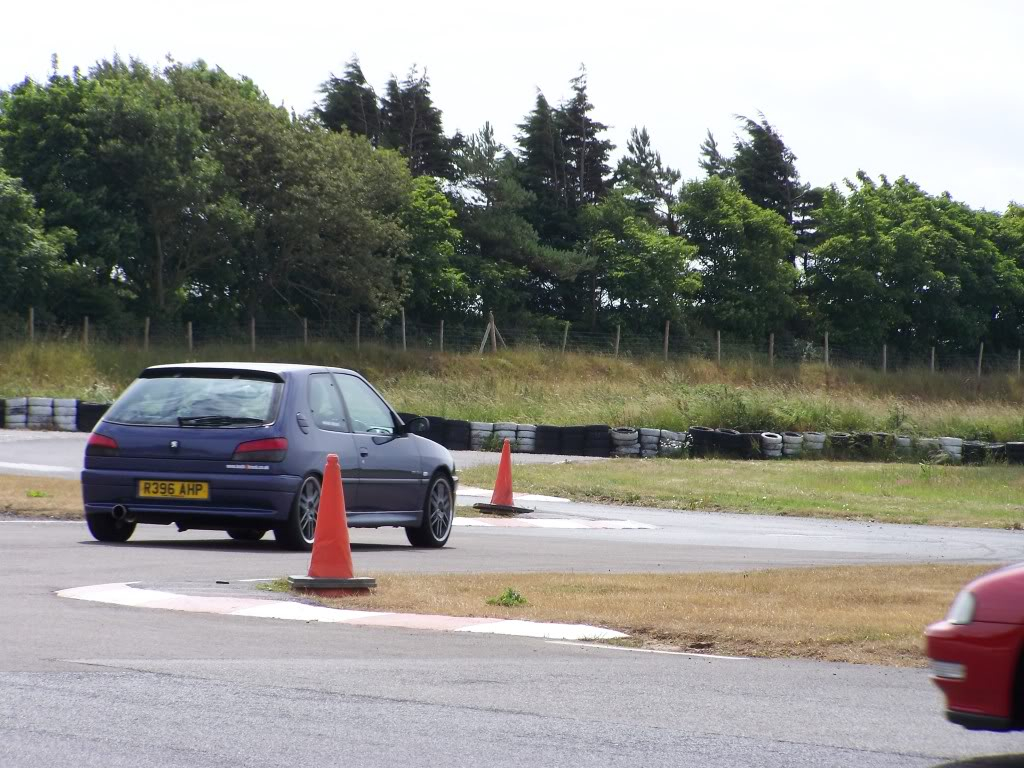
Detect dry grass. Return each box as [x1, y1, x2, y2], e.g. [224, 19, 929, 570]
[460, 459, 1024, 528]
[305, 565, 992, 666]
[0, 475, 83, 519]
[5, 340, 1024, 439]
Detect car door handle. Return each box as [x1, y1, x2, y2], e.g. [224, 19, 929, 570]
[359, 448, 369, 458]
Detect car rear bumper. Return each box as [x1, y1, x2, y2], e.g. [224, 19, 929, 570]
[925, 619, 1019, 727]
[82, 468, 300, 524]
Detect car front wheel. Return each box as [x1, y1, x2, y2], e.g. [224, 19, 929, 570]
[227, 529, 266, 542]
[406, 473, 453, 548]
[275, 474, 320, 551]
[86, 512, 136, 543]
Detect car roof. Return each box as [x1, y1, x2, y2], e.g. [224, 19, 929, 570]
[143, 362, 361, 377]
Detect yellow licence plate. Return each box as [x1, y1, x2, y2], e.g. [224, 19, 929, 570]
[137, 480, 209, 500]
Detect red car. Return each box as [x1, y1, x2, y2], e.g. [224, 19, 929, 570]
[925, 563, 1024, 731]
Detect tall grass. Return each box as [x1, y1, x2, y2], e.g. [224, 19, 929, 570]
[3, 339, 1024, 439]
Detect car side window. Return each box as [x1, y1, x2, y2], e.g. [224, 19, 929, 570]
[308, 373, 348, 432]
[334, 374, 394, 435]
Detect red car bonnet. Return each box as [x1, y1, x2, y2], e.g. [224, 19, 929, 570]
[968, 563, 1024, 624]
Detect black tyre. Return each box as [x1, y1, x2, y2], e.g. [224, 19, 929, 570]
[275, 474, 321, 551]
[86, 512, 136, 543]
[227, 528, 266, 542]
[406, 473, 454, 548]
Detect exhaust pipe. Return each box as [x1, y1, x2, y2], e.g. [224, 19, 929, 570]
[111, 505, 136, 524]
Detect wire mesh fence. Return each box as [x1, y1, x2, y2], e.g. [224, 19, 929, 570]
[2, 309, 1021, 378]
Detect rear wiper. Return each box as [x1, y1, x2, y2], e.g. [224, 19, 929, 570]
[178, 415, 266, 426]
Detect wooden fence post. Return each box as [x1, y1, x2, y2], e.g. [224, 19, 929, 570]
[491, 312, 499, 353]
[977, 342, 984, 381]
[882, 343, 887, 374]
[144, 317, 150, 352]
[824, 332, 829, 368]
[83, 316, 89, 348]
[400, 307, 407, 352]
[250, 317, 256, 353]
[439, 319, 445, 353]
[560, 320, 570, 355]
[356, 314, 361, 352]
[768, 332, 774, 367]
[930, 346, 935, 374]
[614, 324, 620, 357]
[28, 307, 34, 343]
[478, 317, 492, 354]
[716, 330, 722, 366]
[302, 318, 308, 347]
[663, 320, 670, 362]
[1018, 349, 1021, 378]
[187, 321, 193, 353]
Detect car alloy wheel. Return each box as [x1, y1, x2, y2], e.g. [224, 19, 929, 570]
[297, 475, 321, 544]
[428, 478, 453, 542]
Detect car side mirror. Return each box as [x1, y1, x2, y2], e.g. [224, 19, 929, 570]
[404, 416, 429, 434]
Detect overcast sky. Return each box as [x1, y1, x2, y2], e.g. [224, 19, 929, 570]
[2, 0, 1021, 211]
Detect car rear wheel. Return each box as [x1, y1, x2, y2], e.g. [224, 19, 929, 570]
[227, 529, 266, 542]
[406, 473, 453, 548]
[275, 474, 321, 551]
[86, 512, 136, 543]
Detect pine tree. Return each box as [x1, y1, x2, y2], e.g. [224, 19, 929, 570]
[315, 57, 381, 145]
[698, 130, 729, 178]
[558, 66, 613, 209]
[614, 126, 681, 235]
[379, 67, 456, 179]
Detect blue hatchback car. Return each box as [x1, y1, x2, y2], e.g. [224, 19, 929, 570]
[81, 363, 457, 550]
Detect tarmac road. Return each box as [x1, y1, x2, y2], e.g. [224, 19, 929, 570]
[3, 519, 1024, 767]
[4, 429, 1024, 765]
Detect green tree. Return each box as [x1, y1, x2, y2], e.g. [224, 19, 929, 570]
[810, 174, 1024, 351]
[698, 129, 729, 178]
[675, 176, 798, 339]
[581, 192, 699, 331]
[379, 67, 457, 179]
[559, 67, 613, 210]
[315, 57, 381, 144]
[0, 168, 72, 315]
[614, 126, 681, 235]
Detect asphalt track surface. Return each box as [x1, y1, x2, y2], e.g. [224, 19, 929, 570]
[4, 429, 1024, 765]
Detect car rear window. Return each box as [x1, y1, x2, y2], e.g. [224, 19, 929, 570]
[104, 372, 283, 427]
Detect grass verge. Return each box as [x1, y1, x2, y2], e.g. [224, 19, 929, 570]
[271, 565, 992, 666]
[0, 476, 82, 519]
[5, 340, 1024, 439]
[459, 458, 1024, 528]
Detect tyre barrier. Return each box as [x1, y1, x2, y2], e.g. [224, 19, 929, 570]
[534, 425, 561, 455]
[939, 436, 963, 462]
[423, 415, 447, 446]
[611, 427, 639, 444]
[781, 431, 803, 457]
[962, 440, 987, 465]
[469, 421, 494, 450]
[801, 432, 826, 454]
[443, 419, 472, 451]
[583, 425, 611, 457]
[689, 426, 718, 458]
[894, 435, 913, 455]
[75, 402, 108, 433]
[560, 427, 586, 456]
[658, 430, 686, 458]
[3, 397, 28, 430]
[915, 437, 940, 456]
[761, 432, 783, 459]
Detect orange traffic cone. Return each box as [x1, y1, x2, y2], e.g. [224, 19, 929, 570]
[288, 454, 376, 596]
[473, 438, 533, 516]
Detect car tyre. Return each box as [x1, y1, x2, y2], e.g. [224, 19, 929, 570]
[86, 512, 136, 543]
[275, 474, 321, 551]
[227, 528, 266, 542]
[406, 473, 453, 548]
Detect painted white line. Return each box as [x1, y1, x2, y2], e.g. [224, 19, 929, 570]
[235, 578, 276, 583]
[0, 461, 79, 475]
[232, 602, 386, 622]
[453, 517, 655, 530]
[457, 485, 571, 503]
[546, 640, 748, 660]
[0, 519, 80, 523]
[57, 582, 629, 642]
[456, 620, 627, 640]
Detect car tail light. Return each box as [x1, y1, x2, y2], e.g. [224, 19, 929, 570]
[232, 437, 288, 462]
[86, 433, 119, 457]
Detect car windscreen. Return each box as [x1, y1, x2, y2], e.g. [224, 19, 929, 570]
[104, 373, 284, 427]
